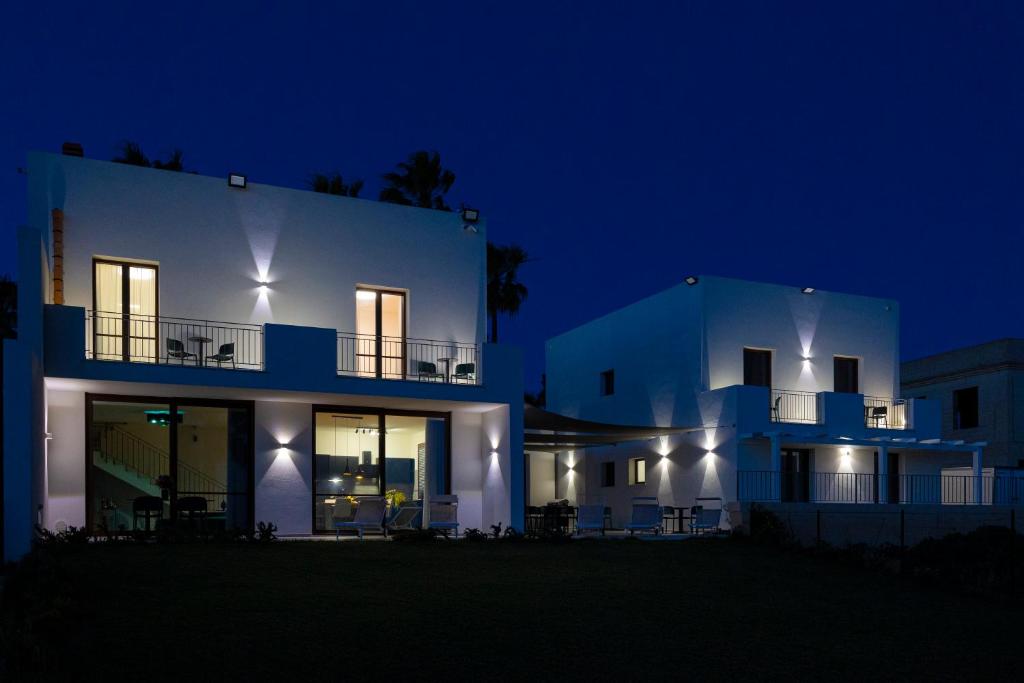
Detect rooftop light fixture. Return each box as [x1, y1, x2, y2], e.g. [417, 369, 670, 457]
[684, 276, 699, 286]
[228, 173, 247, 189]
[461, 207, 480, 232]
[801, 287, 815, 294]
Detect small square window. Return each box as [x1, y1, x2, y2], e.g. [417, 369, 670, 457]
[600, 369, 615, 396]
[601, 461, 615, 487]
[953, 387, 979, 430]
[628, 457, 646, 485]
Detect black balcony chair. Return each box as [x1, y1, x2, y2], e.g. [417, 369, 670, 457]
[415, 361, 445, 382]
[133, 495, 164, 533]
[207, 343, 235, 368]
[452, 362, 476, 383]
[770, 395, 781, 422]
[166, 338, 198, 364]
[867, 405, 888, 428]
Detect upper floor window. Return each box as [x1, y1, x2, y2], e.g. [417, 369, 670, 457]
[600, 461, 615, 487]
[833, 356, 859, 394]
[600, 369, 615, 396]
[355, 287, 405, 378]
[953, 387, 979, 430]
[628, 457, 646, 485]
[93, 258, 158, 362]
[743, 348, 772, 387]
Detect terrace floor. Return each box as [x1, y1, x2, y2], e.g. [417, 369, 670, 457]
[8, 540, 1024, 680]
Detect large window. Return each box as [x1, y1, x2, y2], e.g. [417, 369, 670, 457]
[93, 259, 158, 362]
[87, 396, 253, 534]
[355, 288, 406, 379]
[953, 387, 979, 430]
[313, 407, 449, 533]
[628, 457, 646, 485]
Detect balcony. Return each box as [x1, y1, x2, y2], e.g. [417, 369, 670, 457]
[769, 389, 819, 424]
[767, 389, 909, 431]
[863, 396, 908, 430]
[737, 471, 1017, 505]
[86, 311, 264, 370]
[336, 333, 480, 385]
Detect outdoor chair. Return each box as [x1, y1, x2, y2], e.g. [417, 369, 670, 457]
[177, 496, 208, 531]
[133, 495, 164, 532]
[207, 342, 235, 368]
[690, 497, 723, 535]
[867, 405, 888, 428]
[387, 502, 424, 532]
[576, 504, 607, 536]
[166, 338, 197, 364]
[625, 496, 662, 536]
[452, 362, 476, 383]
[427, 494, 459, 537]
[416, 361, 445, 382]
[335, 496, 387, 540]
[771, 395, 781, 422]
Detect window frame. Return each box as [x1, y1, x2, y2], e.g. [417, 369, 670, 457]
[628, 457, 646, 486]
[742, 347, 773, 388]
[833, 355, 860, 394]
[952, 386, 980, 430]
[355, 286, 407, 379]
[92, 257, 160, 362]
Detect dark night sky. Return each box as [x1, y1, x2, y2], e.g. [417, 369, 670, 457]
[3, 2, 1024, 391]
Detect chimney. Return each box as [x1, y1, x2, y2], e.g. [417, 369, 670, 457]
[61, 141, 83, 157]
[52, 209, 64, 305]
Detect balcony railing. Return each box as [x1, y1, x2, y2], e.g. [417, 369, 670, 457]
[737, 471, 1023, 505]
[86, 310, 263, 370]
[337, 333, 480, 385]
[769, 389, 819, 424]
[864, 396, 908, 430]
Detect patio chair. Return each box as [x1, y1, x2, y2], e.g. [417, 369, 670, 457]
[415, 361, 445, 382]
[427, 494, 459, 537]
[386, 502, 424, 532]
[166, 338, 197, 364]
[207, 342, 235, 368]
[576, 504, 606, 536]
[867, 405, 888, 428]
[690, 497, 723, 535]
[177, 495, 208, 531]
[335, 496, 387, 540]
[133, 495, 164, 532]
[624, 496, 662, 536]
[452, 362, 476, 383]
[770, 394, 781, 422]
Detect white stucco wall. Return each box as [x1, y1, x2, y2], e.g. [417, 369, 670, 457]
[254, 400, 313, 535]
[44, 389, 86, 530]
[28, 152, 486, 347]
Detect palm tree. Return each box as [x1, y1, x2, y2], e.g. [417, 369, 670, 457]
[309, 172, 364, 197]
[112, 141, 187, 171]
[0, 275, 16, 339]
[379, 150, 455, 210]
[487, 242, 530, 343]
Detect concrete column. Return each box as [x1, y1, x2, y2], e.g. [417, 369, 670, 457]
[769, 434, 781, 501]
[877, 446, 888, 504]
[973, 448, 984, 505]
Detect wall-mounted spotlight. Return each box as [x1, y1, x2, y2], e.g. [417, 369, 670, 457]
[801, 286, 815, 294]
[228, 173, 247, 189]
[462, 207, 480, 232]
[684, 275, 699, 286]
[258, 280, 269, 293]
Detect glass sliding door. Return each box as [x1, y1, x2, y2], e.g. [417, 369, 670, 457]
[93, 259, 158, 362]
[312, 407, 448, 533]
[86, 395, 253, 535]
[88, 399, 172, 532]
[355, 287, 405, 379]
[176, 404, 253, 531]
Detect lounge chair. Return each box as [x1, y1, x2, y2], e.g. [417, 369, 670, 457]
[335, 496, 387, 540]
[387, 502, 423, 532]
[427, 494, 459, 537]
[624, 496, 662, 536]
[576, 504, 606, 536]
[690, 497, 723, 535]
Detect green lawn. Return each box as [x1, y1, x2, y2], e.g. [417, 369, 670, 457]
[7, 538, 1024, 680]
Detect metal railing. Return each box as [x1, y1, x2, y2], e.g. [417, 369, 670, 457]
[770, 389, 819, 424]
[737, 470, 1024, 505]
[337, 332, 480, 384]
[92, 424, 229, 510]
[864, 396, 908, 430]
[86, 310, 263, 370]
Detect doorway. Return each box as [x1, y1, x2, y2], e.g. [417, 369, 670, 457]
[781, 449, 811, 502]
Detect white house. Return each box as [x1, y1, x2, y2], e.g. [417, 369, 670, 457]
[2, 147, 523, 560]
[534, 275, 988, 528]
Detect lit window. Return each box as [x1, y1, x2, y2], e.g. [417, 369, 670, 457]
[628, 457, 646, 485]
